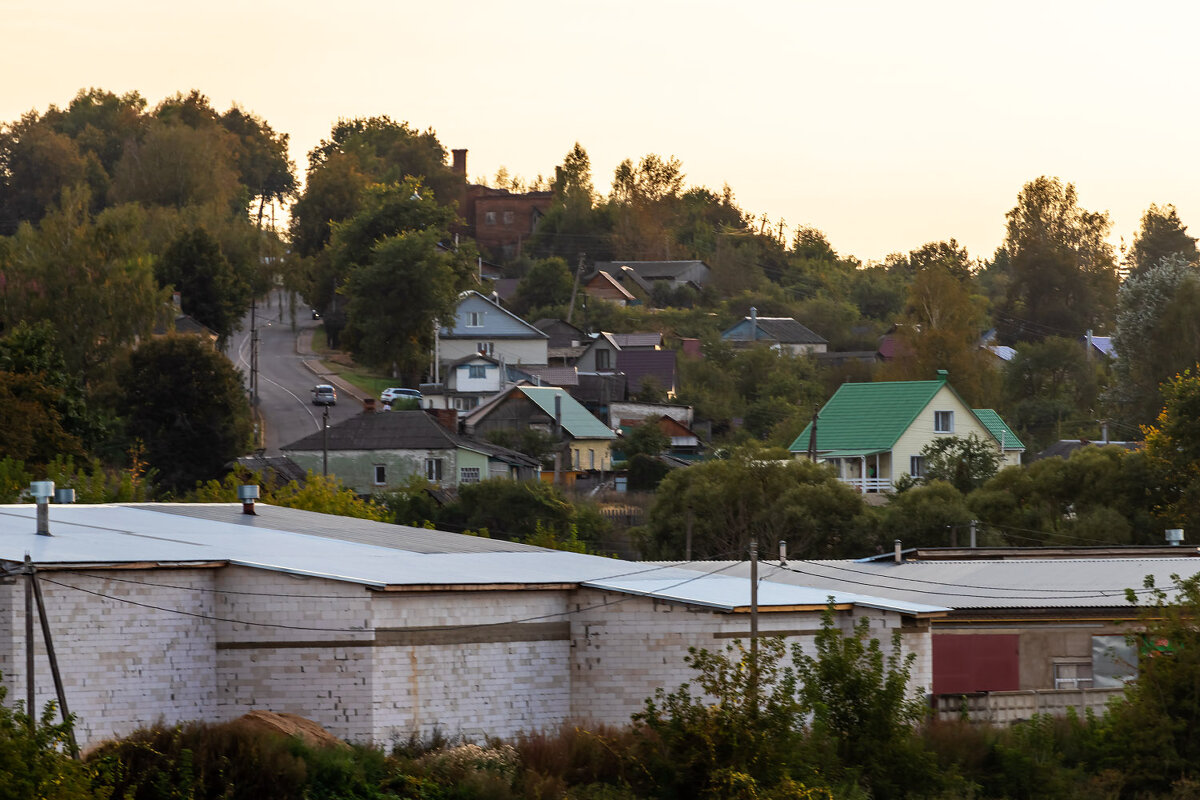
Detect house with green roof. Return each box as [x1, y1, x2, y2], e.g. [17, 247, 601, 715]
[465, 385, 618, 475]
[788, 370, 1024, 492]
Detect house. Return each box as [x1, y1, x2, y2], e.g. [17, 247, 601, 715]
[582, 271, 638, 307]
[617, 415, 705, 460]
[465, 385, 619, 473]
[453, 149, 553, 260]
[576, 332, 621, 372]
[593, 260, 711, 290]
[153, 293, 218, 347]
[787, 371, 1024, 492]
[721, 309, 828, 355]
[678, 547, 1200, 724]
[0, 497, 943, 747]
[280, 409, 540, 491]
[421, 354, 536, 413]
[437, 291, 548, 369]
[533, 319, 589, 365]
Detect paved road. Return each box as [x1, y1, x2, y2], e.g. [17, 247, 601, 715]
[227, 291, 365, 455]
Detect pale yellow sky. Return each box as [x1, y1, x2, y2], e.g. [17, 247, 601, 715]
[5, 0, 1198, 264]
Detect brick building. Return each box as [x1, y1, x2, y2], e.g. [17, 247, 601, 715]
[0, 500, 942, 747]
[454, 149, 553, 260]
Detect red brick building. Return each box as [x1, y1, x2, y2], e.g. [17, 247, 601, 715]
[454, 149, 553, 260]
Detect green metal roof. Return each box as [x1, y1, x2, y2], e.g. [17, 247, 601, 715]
[788, 378, 949, 453]
[972, 408, 1025, 451]
[519, 387, 617, 439]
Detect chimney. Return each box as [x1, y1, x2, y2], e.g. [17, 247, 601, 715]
[30, 481, 54, 536]
[554, 393, 563, 437]
[238, 484, 259, 515]
[779, 540, 787, 566]
[172, 291, 182, 308]
[430, 408, 459, 432]
[452, 149, 467, 177]
[749, 307, 757, 341]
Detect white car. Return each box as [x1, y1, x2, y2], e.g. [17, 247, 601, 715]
[380, 388, 422, 405]
[311, 384, 337, 406]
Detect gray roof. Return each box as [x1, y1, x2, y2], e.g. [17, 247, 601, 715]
[672, 558, 1200, 610]
[609, 332, 663, 349]
[281, 410, 538, 467]
[595, 261, 708, 280]
[0, 504, 943, 614]
[725, 316, 827, 345]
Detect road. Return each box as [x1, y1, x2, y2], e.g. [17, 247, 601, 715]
[227, 290, 364, 455]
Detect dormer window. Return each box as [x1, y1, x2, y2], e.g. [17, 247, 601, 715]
[934, 410, 953, 433]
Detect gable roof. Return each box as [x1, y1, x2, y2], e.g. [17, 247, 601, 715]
[972, 408, 1026, 451]
[723, 316, 827, 345]
[440, 291, 548, 339]
[281, 410, 536, 467]
[516, 387, 617, 439]
[789, 378, 948, 453]
[616, 350, 677, 395]
[585, 271, 637, 302]
[595, 260, 710, 282]
[609, 332, 663, 349]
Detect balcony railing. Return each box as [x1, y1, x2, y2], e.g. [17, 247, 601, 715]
[840, 476, 893, 493]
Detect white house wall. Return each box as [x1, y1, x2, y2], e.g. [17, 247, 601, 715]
[439, 339, 547, 368]
[893, 385, 1001, 480]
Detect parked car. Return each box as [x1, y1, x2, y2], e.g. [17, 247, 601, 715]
[311, 309, 321, 320]
[311, 384, 337, 405]
[381, 388, 422, 404]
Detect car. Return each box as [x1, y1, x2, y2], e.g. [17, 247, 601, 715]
[311, 384, 337, 405]
[380, 387, 422, 404]
[311, 309, 321, 320]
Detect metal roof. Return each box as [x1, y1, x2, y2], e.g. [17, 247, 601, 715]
[0, 504, 942, 614]
[675, 558, 1200, 610]
[972, 408, 1026, 451]
[518, 387, 617, 439]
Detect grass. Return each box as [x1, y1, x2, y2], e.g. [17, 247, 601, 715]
[309, 324, 407, 400]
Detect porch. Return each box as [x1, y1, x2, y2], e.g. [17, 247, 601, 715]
[821, 449, 892, 493]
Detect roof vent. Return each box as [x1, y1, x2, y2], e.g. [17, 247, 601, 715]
[54, 488, 76, 504]
[1167, 528, 1185, 546]
[238, 484, 260, 515]
[30, 481, 54, 536]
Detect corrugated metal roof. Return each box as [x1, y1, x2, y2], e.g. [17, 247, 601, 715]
[674, 559, 1200, 610]
[972, 408, 1026, 451]
[0, 504, 942, 614]
[788, 379, 946, 453]
[518, 387, 616, 439]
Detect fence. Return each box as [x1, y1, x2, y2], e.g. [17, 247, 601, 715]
[932, 687, 1124, 725]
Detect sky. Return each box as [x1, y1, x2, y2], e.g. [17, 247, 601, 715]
[5, 0, 1199, 264]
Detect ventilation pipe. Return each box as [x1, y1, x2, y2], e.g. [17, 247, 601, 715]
[1166, 528, 1185, 546]
[54, 488, 75, 504]
[749, 306, 757, 340]
[238, 484, 260, 515]
[779, 540, 787, 566]
[30, 481, 54, 536]
[893, 539, 903, 563]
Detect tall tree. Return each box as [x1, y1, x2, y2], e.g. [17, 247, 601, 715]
[528, 143, 612, 263]
[120, 335, 253, 494]
[997, 176, 1118, 342]
[1108, 254, 1200, 427]
[155, 227, 251, 344]
[1143, 369, 1200, 534]
[1126, 203, 1198, 278]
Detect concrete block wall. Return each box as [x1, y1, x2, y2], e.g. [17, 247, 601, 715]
[0, 568, 219, 748]
[213, 567, 376, 741]
[369, 590, 572, 743]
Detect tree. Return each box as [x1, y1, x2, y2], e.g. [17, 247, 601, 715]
[878, 481, 975, 546]
[793, 602, 940, 799]
[119, 335, 253, 494]
[527, 143, 613, 263]
[513, 256, 573, 315]
[1126, 203, 1198, 278]
[919, 433, 1003, 493]
[108, 118, 241, 211]
[156, 227, 251, 343]
[1143, 369, 1200, 534]
[996, 176, 1118, 342]
[1108, 254, 1200, 427]
[219, 106, 297, 226]
[640, 452, 873, 560]
[1002, 335, 1101, 451]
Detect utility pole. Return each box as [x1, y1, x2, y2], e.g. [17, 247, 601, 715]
[566, 252, 586, 324]
[749, 539, 759, 706]
[23, 555, 79, 757]
[685, 507, 694, 561]
[250, 298, 258, 408]
[322, 405, 330, 477]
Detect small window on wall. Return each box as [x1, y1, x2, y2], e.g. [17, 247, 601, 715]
[425, 458, 444, 482]
[373, 465, 386, 485]
[910, 456, 926, 478]
[484, 211, 496, 226]
[503, 211, 514, 225]
[467, 311, 484, 327]
[934, 410, 954, 433]
[596, 349, 611, 370]
[1053, 662, 1094, 690]
[460, 467, 481, 483]
[468, 365, 487, 379]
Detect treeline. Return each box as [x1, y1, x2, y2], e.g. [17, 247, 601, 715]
[14, 582, 1200, 799]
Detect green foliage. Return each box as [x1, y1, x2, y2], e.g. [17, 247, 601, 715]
[119, 335, 253, 494]
[621, 418, 670, 460]
[434, 479, 611, 549]
[156, 226, 251, 343]
[1126, 203, 1199, 279]
[513, 257, 573, 315]
[919, 433, 1003, 493]
[0, 683, 93, 800]
[1003, 335, 1103, 452]
[641, 449, 873, 560]
[878, 480, 975, 546]
[793, 603, 942, 799]
[1144, 369, 1200, 533]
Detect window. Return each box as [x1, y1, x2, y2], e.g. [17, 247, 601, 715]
[468, 365, 487, 379]
[477, 341, 494, 356]
[595, 349, 611, 370]
[1053, 662, 1093, 690]
[484, 211, 496, 226]
[460, 467, 481, 484]
[373, 465, 386, 485]
[934, 410, 954, 433]
[589, 449, 595, 469]
[467, 311, 484, 327]
[425, 458, 444, 482]
[909, 456, 926, 478]
[453, 396, 478, 411]
[502, 211, 514, 225]
[573, 449, 581, 470]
